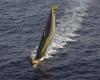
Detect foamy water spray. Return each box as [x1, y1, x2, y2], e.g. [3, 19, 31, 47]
[31, 0, 90, 60]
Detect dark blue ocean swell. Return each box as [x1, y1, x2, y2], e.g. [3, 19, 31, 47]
[0, 0, 100, 80]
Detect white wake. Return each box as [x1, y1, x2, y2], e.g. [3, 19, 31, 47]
[31, 0, 91, 60]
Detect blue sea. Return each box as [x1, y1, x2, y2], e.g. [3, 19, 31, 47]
[0, 0, 100, 80]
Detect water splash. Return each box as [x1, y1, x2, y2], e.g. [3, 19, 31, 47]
[31, 0, 90, 60]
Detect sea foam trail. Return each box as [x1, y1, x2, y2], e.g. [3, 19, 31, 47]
[31, 0, 90, 60]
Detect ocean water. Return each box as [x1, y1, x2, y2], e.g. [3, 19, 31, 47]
[0, 0, 100, 80]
